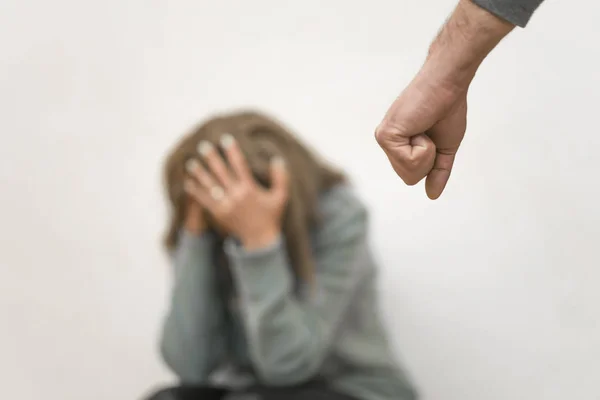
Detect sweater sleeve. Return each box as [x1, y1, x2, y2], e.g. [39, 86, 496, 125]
[471, 0, 545, 27]
[159, 231, 227, 383]
[224, 191, 368, 386]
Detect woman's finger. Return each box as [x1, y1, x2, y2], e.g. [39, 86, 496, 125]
[268, 156, 289, 201]
[198, 140, 233, 188]
[220, 133, 252, 184]
[183, 178, 217, 210]
[186, 158, 218, 190]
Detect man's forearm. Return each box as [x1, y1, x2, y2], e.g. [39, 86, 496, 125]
[422, 0, 515, 89]
[375, 0, 546, 198]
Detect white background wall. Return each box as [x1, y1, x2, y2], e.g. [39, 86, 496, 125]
[1, 1, 598, 399]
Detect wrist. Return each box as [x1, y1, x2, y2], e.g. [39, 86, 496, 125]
[424, 0, 514, 88]
[183, 221, 207, 236]
[183, 227, 208, 237]
[239, 228, 281, 251]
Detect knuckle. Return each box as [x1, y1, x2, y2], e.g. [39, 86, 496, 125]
[374, 124, 390, 145]
[396, 166, 427, 186]
[231, 188, 246, 201]
[374, 121, 406, 145]
[406, 155, 421, 169]
[239, 184, 252, 196]
[400, 152, 425, 170]
[403, 176, 421, 186]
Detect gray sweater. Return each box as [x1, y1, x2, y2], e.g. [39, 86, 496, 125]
[159, 185, 417, 400]
[472, 0, 545, 27]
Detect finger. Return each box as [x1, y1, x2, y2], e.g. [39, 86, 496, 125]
[186, 195, 202, 214]
[374, 121, 412, 159]
[183, 178, 217, 210]
[424, 99, 466, 199]
[409, 134, 436, 170]
[185, 158, 218, 190]
[197, 141, 233, 188]
[378, 129, 435, 186]
[382, 149, 428, 186]
[219, 133, 252, 183]
[268, 156, 289, 200]
[425, 150, 456, 200]
[396, 135, 435, 186]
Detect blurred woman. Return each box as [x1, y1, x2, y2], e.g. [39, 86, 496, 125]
[149, 111, 417, 400]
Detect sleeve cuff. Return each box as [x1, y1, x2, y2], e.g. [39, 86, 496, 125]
[471, 0, 537, 27]
[224, 236, 293, 301]
[178, 230, 215, 249]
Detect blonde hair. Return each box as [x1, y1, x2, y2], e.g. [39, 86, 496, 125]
[162, 110, 345, 283]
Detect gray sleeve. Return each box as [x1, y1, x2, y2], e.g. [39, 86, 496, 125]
[159, 231, 227, 383]
[224, 201, 368, 386]
[471, 0, 545, 27]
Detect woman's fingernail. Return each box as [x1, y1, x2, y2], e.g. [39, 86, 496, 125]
[197, 141, 213, 157]
[220, 133, 235, 149]
[271, 156, 285, 168]
[185, 159, 200, 172]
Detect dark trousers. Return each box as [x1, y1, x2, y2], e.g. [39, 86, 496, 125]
[145, 381, 358, 400]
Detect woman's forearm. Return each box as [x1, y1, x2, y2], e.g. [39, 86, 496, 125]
[160, 232, 226, 383]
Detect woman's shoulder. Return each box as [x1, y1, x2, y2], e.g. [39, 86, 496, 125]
[314, 184, 369, 243]
[318, 184, 367, 215]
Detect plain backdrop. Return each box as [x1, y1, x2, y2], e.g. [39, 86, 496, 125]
[1, 1, 598, 399]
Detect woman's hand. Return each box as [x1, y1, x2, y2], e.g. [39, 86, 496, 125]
[184, 134, 289, 250]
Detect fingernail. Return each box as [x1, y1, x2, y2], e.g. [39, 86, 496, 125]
[220, 133, 235, 149]
[271, 156, 285, 168]
[185, 159, 200, 172]
[197, 141, 213, 157]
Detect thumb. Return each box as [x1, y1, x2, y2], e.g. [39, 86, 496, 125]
[425, 150, 456, 200]
[268, 156, 289, 201]
[424, 98, 466, 200]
